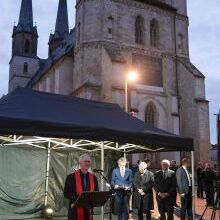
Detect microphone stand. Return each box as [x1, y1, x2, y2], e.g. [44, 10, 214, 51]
[95, 170, 114, 220]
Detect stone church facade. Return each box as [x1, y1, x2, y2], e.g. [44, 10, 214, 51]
[8, 0, 210, 166]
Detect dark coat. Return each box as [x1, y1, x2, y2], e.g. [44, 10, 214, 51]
[154, 169, 176, 199]
[133, 170, 154, 210]
[64, 170, 99, 220]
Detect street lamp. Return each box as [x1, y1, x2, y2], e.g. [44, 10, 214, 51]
[125, 70, 138, 113]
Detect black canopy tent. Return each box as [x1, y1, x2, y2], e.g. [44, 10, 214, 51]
[0, 87, 193, 151]
[0, 88, 195, 219]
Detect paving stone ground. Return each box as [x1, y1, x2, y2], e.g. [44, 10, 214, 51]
[25, 188, 220, 220]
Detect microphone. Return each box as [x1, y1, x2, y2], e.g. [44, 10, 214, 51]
[93, 169, 104, 173]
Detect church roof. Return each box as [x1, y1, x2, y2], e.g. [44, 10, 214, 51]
[134, 0, 177, 12]
[179, 58, 205, 79]
[13, 0, 38, 36]
[27, 29, 75, 88]
[49, 0, 69, 43]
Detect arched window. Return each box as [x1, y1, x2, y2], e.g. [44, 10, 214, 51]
[135, 15, 145, 44]
[178, 33, 184, 53]
[24, 40, 30, 54]
[145, 102, 157, 127]
[23, 62, 28, 74]
[150, 19, 159, 47]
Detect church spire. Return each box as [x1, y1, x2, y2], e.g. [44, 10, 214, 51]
[18, 0, 33, 28]
[55, 0, 69, 37]
[48, 0, 69, 56]
[13, 0, 37, 37]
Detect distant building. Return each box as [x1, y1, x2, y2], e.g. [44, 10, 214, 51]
[8, 0, 211, 165]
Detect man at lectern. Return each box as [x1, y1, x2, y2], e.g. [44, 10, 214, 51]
[111, 157, 133, 220]
[64, 154, 99, 220]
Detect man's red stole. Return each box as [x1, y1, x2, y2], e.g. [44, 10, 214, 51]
[74, 170, 95, 220]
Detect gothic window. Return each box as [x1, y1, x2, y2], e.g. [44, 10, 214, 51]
[77, 22, 81, 43]
[135, 15, 145, 44]
[178, 33, 184, 53]
[145, 102, 157, 127]
[150, 19, 159, 47]
[107, 16, 114, 39]
[23, 62, 28, 74]
[24, 40, 30, 54]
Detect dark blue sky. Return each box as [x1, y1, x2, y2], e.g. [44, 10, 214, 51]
[0, 0, 219, 144]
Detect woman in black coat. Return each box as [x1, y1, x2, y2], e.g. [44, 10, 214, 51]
[133, 162, 154, 220]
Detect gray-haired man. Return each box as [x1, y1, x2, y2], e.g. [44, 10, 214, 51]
[154, 160, 176, 220]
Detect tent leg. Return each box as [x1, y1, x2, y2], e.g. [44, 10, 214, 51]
[191, 151, 195, 220]
[101, 142, 104, 220]
[44, 142, 51, 207]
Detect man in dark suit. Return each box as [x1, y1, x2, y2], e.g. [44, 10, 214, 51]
[133, 161, 154, 220]
[154, 159, 176, 220]
[64, 154, 99, 220]
[111, 157, 133, 220]
[176, 158, 193, 220]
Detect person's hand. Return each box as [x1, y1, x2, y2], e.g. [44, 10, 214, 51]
[138, 189, 143, 193]
[140, 191, 145, 196]
[115, 185, 119, 189]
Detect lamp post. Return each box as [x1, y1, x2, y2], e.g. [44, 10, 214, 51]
[125, 70, 138, 113]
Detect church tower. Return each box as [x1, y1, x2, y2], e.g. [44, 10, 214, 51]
[9, 0, 40, 92]
[48, 0, 69, 56]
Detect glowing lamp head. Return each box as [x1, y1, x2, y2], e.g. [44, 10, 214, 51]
[127, 70, 138, 81]
[46, 207, 53, 214]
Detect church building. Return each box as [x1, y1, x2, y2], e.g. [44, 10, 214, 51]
[8, 0, 210, 165]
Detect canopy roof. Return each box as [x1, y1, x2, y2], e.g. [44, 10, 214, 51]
[0, 87, 193, 152]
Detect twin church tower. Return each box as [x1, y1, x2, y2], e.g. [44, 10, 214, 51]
[9, 0, 69, 92]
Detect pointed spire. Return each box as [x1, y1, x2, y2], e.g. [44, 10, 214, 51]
[55, 0, 69, 37]
[48, 0, 69, 56]
[18, 0, 33, 28]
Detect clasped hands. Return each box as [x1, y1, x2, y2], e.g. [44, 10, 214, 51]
[138, 188, 145, 196]
[158, 192, 169, 199]
[114, 185, 130, 190]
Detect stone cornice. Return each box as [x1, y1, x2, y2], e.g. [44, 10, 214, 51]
[74, 40, 176, 59]
[194, 98, 209, 103]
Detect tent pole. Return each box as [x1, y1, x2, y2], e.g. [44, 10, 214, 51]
[44, 142, 51, 207]
[191, 151, 195, 220]
[101, 142, 104, 220]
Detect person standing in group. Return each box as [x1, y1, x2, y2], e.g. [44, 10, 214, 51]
[111, 157, 133, 220]
[196, 162, 204, 199]
[64, 154, 99, 220]
[170, 160, 179, 207]
[154, 160, 176, 220]
[133, 161, 154, 220]
[176, 158, 193, 220]
[202, 163, 216, 207]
